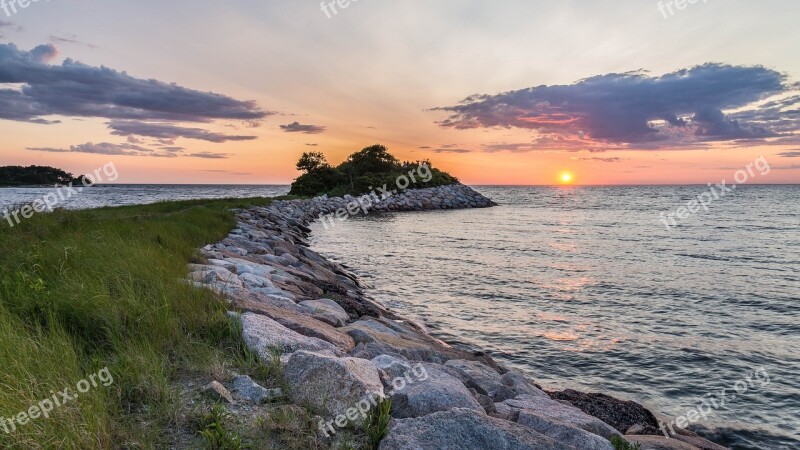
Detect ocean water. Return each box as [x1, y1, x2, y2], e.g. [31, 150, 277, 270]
[0, 184, 289, 213]
[2, 184, 797, 448]
[309, 186, 800, 450]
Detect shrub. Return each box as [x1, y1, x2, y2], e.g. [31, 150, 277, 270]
[288, 145, 458, 197]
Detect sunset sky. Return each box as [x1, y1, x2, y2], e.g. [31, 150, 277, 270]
[1, 0, 799, 184]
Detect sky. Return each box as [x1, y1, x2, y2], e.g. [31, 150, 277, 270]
[1, 0, 799, 185]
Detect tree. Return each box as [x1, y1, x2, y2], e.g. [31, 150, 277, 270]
[345, 145, 400, 174]
[0, 165, 81, 186]
[296, 152, 329, 174]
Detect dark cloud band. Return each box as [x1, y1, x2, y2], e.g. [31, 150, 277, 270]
[434, 63, 799, 150]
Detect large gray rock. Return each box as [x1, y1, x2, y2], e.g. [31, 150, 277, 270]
[372, 354, 414, 380]
[516, 410, 615, 450]
[240, 312, 341, 360]
[501, 395, 620, 440]
[298, 298, 350, 327]
[672, 434, 728, 450]
[502, 371, 550, 399]
[285, 351, 384, 423]
[234, 300, 355, 352]
[379, 408, 572, 450]
[390, 363, 484, 419]
[444, 359, 517, 401]
[188, 265, 242, 287]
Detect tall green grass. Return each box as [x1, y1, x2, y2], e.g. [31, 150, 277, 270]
[0, 197, 274, 449]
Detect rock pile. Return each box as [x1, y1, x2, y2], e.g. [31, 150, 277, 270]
[187, 185, 728, 450]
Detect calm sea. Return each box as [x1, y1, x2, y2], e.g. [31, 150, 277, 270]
[2, 184, 798, 449]
[309, 186, 799, 450]
[0, 184, 289, 212]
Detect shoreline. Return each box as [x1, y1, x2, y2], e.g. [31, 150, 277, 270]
[187, 184, 730, 450]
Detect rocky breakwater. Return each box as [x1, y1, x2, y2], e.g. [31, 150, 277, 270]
[187, 185, 728, 450]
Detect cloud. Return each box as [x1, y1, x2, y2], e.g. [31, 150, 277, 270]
[27, 142, 170, 157]
[49, 35, 101, 49]
[187, 152, 231, 159]
[108, 120, 257, 143]
[573, 157, 625, 162]
[280, 121, 326, 134]
[29, 44, 60, 63]
[0, 21, 20, 39]
[200, 169, 252, 175]
[304, 143, 319, 146]
[434, 64, 800, 150]
[777, 151, 800, 158]
[0, 43, 271, 124]
[26, 142, 229, 159]
[431, 147, 472, 154]
[481, 143, 538, 153]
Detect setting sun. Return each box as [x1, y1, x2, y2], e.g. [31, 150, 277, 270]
[560, 172, 574, 184]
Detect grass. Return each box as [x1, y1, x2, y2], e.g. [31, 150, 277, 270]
[363, 397, 392, 450]
[199, 404, 242, 450]
[0, 197, 281, 449]
[610, 435, 642, 450]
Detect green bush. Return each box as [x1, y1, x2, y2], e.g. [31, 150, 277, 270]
[288, 145, 458, 197]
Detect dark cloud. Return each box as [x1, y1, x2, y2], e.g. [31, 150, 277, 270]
[108, 120, 257, 143]
[0, 43, 271, 124]
[434, 64, 799, 150]
[280, 121, 326, 134]
[777, 151, 800, 158]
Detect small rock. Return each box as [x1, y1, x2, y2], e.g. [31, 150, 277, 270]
[232, 375, 281, 404]
[202, 381, 234, 404]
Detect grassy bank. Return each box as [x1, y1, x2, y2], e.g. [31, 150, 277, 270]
[0, 198, 280, 449]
